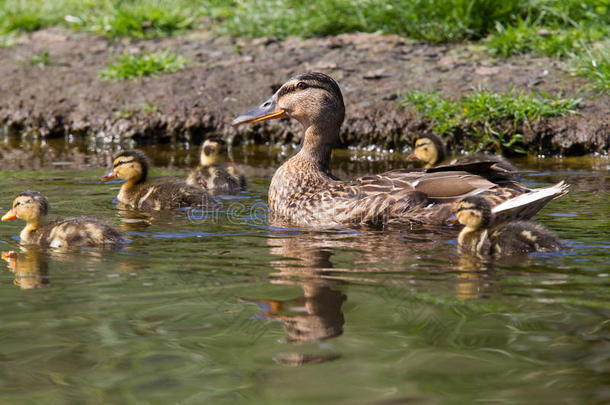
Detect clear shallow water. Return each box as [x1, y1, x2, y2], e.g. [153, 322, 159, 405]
[0, 140, 608, 404]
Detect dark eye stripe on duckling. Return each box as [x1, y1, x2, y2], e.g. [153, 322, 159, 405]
[114, 159, 136, 168]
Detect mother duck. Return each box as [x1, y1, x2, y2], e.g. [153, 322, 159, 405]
[232, 72, 567, 228]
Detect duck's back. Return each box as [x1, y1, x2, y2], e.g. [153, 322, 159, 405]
[34, 217, 123, 248]
[187, 163, 246, 194]
[269, 157, 527, 227]
[490, 221, 562, 255]
[125, 181, 218, 210]
[449, 153, 519, 178]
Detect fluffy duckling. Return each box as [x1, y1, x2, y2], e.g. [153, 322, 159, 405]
[409, 133, 518, 175]
[2, 191, 123, 248]
[456, 195, 562, 256]
[102, 150, 219, 210]
[186, 138, 247, 194]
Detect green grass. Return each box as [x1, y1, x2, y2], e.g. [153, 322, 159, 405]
[29, 49, 53, 68]
[99, 49, 187, 80]
[221, 0, 527, 43]
[1, 1, 608, 90]
[485, 18, 607, 59]
[400, 88, 582, 153]
[0, 0, 222, 38]
[572, 47, 610, 93]
[1, 0, 607, 43]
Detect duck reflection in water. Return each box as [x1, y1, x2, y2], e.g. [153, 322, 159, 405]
[240, 233, 349, 366]
[2, 248, 49, 289]
[240, 228, 477, 365]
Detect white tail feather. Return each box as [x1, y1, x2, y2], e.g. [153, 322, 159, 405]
[491, 181, 569, 223]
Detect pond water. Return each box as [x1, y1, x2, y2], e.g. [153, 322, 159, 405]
[0, 137, 608, 404]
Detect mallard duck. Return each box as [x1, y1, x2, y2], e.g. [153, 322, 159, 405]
[186, 137, 247, 194]
[408, 133, 519, 175]
[232, 72, 568, 228]
[456, 195, 563, 255]
[101, 150, 219, 210]
[1, 191, 123, 248]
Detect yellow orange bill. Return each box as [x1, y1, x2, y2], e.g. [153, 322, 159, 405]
[232, 94, 286, 126]
[101, 171, 117, 181]
[2, 210, 16, 221]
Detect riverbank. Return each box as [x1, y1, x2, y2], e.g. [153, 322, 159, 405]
[0, 28, 607, 155]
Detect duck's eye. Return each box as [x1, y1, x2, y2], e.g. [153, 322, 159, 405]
[296, 82, 308, 90]
[15, 202, 21, 207]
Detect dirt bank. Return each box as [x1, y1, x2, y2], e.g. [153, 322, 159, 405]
[0, 28, 607, 155]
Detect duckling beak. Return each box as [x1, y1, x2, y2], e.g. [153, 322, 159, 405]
[231, 94, 286, 126]
[101, 169, 117, 181]
[407, 153, 419, 161]
[1, 210, 17, 221]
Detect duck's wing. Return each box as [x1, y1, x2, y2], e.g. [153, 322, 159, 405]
[491, 181, 569, 225]
[351, 169, 499, 201]
[449, 154, 520, 178]
[428, 160, 521, 183]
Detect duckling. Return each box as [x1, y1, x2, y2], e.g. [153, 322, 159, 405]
[186, 137, 247, 194]
[1, 191, 123, 248]
[408, 133, 519, 175]
[101, 150, 219, 210]
[231, 72, 567, 228]
[456, 195, 563, 256]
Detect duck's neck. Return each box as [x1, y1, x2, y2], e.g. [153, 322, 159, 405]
[458, 226, 487, 252]
[200, 154, 220, 167]
[119, 178, 142, 201]
[295, 122, 339, 174]
[20, 220, 41, 244]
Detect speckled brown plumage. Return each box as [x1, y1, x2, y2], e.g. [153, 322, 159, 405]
[28, 217, 123, 248]
[119, 181, 219, 210]
[232, 72, 567, 229]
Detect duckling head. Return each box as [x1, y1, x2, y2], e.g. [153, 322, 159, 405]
[102, 150, 149, 185]
[456, 196, 492, 230]
[407, 134, 446, 167]
[200, 137, 227, 166]
[2, 191, 49, 225]
[232, 72, 345, 135]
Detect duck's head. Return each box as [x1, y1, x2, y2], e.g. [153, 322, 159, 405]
[232, 72, 345, 132]
[456, 196, 492, 230]
[407, 133, 446, 167]
[200, 137, 227, 166]
[102, 150, 149, 184]
[2, 191, 49, 224]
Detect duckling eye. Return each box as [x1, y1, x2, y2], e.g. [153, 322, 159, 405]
[15, 202, 21, 207]
[296, 82, 308, 90]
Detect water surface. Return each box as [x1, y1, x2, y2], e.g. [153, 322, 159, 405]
[0, 138, 608, 404]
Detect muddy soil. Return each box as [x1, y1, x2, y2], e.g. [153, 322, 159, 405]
[0, 28, 607, 155]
